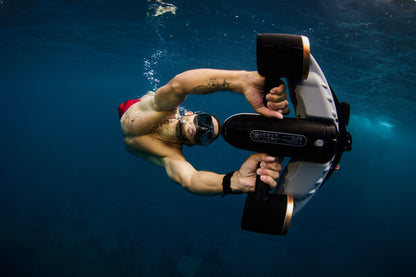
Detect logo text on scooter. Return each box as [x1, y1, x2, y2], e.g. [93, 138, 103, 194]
[250, 130, 307, 147]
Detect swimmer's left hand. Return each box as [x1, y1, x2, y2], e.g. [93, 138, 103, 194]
[231, 153, 283, 193]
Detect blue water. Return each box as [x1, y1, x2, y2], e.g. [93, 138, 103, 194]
[1, 0, 415, 276]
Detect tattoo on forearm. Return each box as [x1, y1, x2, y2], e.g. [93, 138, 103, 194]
[191, 78, 231, 94]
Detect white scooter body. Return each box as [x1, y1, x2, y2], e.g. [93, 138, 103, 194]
[277, 55, 339, 214]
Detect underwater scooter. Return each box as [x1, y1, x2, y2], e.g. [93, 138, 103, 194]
[221, 33, 352, 236]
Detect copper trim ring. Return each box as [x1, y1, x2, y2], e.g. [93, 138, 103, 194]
[301, 36, 311, 80]
[282, 195, 294, 235]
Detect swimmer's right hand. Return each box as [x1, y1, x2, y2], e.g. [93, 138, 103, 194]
[242, 71, 290, 119]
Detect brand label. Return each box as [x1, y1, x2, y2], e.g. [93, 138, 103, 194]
[250, 130, 307, 147]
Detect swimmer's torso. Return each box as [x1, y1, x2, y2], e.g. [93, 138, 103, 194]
[120, 92, 184, 165]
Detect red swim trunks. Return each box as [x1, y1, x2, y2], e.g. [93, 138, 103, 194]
[118, 99, 141, 119]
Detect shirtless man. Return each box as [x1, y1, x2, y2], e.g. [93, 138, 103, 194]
[118, 69, 290, 196]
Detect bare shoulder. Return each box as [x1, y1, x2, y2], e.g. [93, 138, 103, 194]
[120, 93, 175, 137]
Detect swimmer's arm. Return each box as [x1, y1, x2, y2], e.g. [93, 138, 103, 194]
[152, 69, 250, 111]
[164, 157, 224, 195]
[163, 154, 280, 195]
[153, 69, 288, 118]
[164, 157, 251, 195]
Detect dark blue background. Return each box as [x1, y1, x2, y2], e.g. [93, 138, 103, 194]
[1, 0, 415, 276]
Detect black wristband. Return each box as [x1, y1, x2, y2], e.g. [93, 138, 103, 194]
[221, 171, 242, 197]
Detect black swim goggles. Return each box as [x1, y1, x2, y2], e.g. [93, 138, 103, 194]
[193, 113, 216, 146]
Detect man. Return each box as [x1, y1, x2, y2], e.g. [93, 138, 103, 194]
[119, 69, 290, 196]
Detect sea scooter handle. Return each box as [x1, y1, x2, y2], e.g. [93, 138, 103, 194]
[221, 33, 352, 236]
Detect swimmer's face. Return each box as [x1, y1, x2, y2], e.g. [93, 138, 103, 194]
[176, 113, 221, 146]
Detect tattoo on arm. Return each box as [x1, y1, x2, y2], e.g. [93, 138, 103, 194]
[191, 78, 232, 94]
